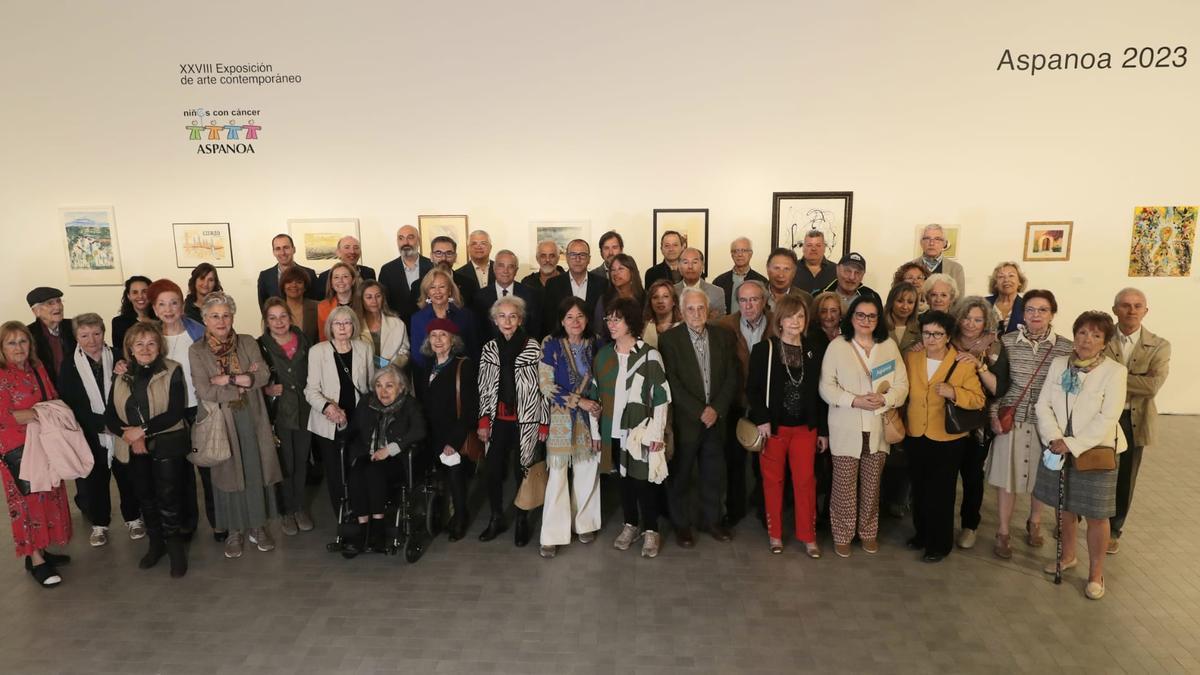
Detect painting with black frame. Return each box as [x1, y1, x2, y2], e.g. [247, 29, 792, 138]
[771, 192, 853, 263]
[652, 208, 709, 269]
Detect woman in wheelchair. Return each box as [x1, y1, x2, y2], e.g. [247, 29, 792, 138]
[342, 366, 426, 556]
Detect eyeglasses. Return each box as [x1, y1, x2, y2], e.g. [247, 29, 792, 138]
[1024, 306, 1052, 315]
[332, 320, 356, 328]
[566, 252, 589, 260]
[431, 250, 455, 259]
[603, 316, 623, 324]
[921, 237, 946, 243]
[922, 331, 947, 339]
[853, 312, 878, 322]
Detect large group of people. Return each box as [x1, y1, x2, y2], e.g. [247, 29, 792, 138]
[0, 223, 1171, 602]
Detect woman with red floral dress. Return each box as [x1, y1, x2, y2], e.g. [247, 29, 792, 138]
[0, 321, 73, 587]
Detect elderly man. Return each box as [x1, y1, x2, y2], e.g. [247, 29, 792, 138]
[544, 239, 607, 334]
[674, 248, 726, 318]
[1102, 287, 1171, 554]
[26, 287, 75, 387]
[644, 230, 686, 288]
[257, 233, 321, 305]
[716, 280, 775, 526]
[316, 235, 376, 291]
[521, 240, 565, 325]
[378, 224, 433, 321]
[794, 229, 838, 295]
[454, 230, 495, 305]
[473, 250, 542, 341]
[659, 288, 738, 546]
[911, 224, 964, 295]
[591, 230, 624, 277]
[713, 237, 768, 313]
[832, 252, 879, 310]
[765, 247, 812, 312]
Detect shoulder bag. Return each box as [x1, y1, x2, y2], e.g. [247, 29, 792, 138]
[455, 359, 484, 462]
[942, 359, 988, 434]
[850, 343, 906, 444]
[189, 399, 232, 467]
[514, 459, 548, 510]
[997, 343, 1055, 434]
[1064, 393, 1117, 473]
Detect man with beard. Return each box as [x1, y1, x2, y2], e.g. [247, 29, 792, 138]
[521, 239, 565, 334]
[379, 224, 433, 322]
[592, 230, 624, 278]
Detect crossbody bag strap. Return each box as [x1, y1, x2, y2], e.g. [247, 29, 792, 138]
[766, 338, 772, 408]
[454, 358, 463, 419]
[31, 366, 49, 402]
[1013, 342, 1055, 411]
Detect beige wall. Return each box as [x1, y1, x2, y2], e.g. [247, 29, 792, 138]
[2, 1, 1197, 412]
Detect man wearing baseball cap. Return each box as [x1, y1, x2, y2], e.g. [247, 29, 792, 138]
[25, 286, 75, 387]
[833, 252, 879, 311]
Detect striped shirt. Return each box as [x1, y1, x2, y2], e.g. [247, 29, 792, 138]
[994, 328, 1073, 425]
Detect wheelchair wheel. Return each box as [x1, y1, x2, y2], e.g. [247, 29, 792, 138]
[425, 492, 445, 537]
[404, 538, 425, 563]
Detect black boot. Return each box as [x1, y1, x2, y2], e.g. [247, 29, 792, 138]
[166, 539, 188, 578]
[447, 514, 467, 542]
[341, 523, 365, 559]
[367, 519, 386, 553]
[514, 511, 531, 548]
[139, 539, 167, 569]
[478, 514, 507, 542]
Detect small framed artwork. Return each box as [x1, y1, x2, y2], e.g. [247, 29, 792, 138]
[530, 220, 590, 268]
[912, 224, 960, 259]
[1128, 206, 1196, 277]
[652, 209, 708, 266]
[173, 222, 233, 268]
[1023, 221, 1073, 262]
[60, 205, 124, 286]
[771, 192, 853, 262]
[287, 218, 360, 269]
[418, 214, 469, 257]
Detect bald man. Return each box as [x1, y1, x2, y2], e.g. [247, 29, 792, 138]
[379, 224, 433, 321]
[673, 248, 726, 318]
[317, 235, 376, 291]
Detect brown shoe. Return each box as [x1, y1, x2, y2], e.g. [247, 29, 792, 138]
[676, 527, 696, 548]
[834, 543, 852, 558]
[861, 538, 879, 554]
[993, 533, 1013, 559]
[804, 542, 822, 559]
[702, 524, 733, 542]
[1106, 538, 1120, 555]
[1026, 519, 1044, 547]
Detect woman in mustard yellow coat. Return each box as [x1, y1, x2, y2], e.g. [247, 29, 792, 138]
[903, 310, 985, 562]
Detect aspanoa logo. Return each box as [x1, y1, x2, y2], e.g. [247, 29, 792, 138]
[184, 107, 261, 154]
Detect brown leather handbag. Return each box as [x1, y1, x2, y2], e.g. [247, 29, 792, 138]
[1065, 401, 1117, 473]
[455, 359, 484, 462]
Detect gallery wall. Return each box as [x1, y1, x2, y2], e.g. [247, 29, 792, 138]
[1, 1, 1197, 411]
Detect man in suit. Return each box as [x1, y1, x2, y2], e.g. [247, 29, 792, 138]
[793, 229, 838, 295]
[910, 224, 965, 295]
[644, 230, 686, 288]
[1103, 287, 1171, 554]
[765, 247, 812, 313]
[659, 288, 738, 546]
[832, 252, 879, 311]
[257, 233, 321, 305]
[715, 279, 775, 527]
[544, 239, 607, 336]
[591, 230, 624, 278]
[378, 224, 433, 322]
[316, 235, 376, 292]
[454, 230, 495, 307]
[473, 249, 541, 341]
[674, 248, 726, 318]
[712, 237, 768, 314]
[26, 287, 75, 387]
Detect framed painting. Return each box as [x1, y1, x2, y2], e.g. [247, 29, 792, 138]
[912, 224, 960, 259]
[530, 220, 590, 268]
[1128, 206, 1196, 277]
[173, 222, 233, 268]
[652, 209, 708, 266]
[287, 218, 360, 269]
[771, 192, 853, 262]
[1023, 221, 1073, 262]
[60, 205, 124, 285]
[418, 214, 469, 258]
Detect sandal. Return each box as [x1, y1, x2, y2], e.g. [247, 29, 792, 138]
[28, 562, 62, 587]
[1026, 519, 1044, 548]
[993, 533, 1012, 559]
[769, 538, 783, 555]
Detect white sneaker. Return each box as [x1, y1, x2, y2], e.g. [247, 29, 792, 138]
[126, 519, 146, 540]
[89, 526, 109, 547]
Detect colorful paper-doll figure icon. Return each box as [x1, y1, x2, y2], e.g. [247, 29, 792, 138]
[223, 120, 241, 140]
[187, 122, 203, 140]
[242, 119, 262, 140]
[205, 121, 223, 140]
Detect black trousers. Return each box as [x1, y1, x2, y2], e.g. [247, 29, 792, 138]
[348, 454, 404, 517]
[614, 442, 663, 531]
[667, 425, 726, 530]
[958, 431, 989, 530]
[75, 445, 140, 527]
[129, 453, 190, 542]
[880, 441, 911, 515]
[438, 457, 471, 526]
[723, 412, 750, 523]
[908, 435, 964, 557]
[1111, 411, 1143, 538]
[484, 419, 525, 517]
[815, 450, 834, 526]
[314, 434, 348, 519]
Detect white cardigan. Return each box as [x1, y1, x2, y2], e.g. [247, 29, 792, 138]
[1035, 356, 1128, 458]
[369, 315, 410, 368]
[304, 340, 375, 440]
[819, 337, 909, 457]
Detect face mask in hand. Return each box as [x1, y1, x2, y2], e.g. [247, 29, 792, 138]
[1042, 448, 1065, 471]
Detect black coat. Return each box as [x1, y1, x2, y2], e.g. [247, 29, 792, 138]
[543, 272, 607, 337]
[746, 336, 829, 435]
[454, 261, 494, 308]
[28, 319, 75, 388]
[349, 394, 426, 463]
[712, 268, 768, 315]
[257, 264, 322, 306]
[644, 261, 680, 289]
[472, 281, 543, 342]
[378, 255, 433, 321]
[57, 352, 110, 456]
[414, 357, 478, 459]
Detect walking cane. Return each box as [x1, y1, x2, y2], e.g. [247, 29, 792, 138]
[1054, 456, 1066, 585]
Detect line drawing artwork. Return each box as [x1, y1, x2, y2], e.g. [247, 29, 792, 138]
[788, 206, 838, 256]
[173, 223, 232, 267]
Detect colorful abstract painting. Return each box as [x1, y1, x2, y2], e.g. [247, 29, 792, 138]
[1128, 206, 1196, 277]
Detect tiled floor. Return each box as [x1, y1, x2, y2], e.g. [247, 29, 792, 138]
[2, 416, 1198, 674]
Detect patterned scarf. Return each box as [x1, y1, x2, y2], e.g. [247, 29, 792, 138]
[1060, 353, 1104, 395]
[206, 330, 241, 375]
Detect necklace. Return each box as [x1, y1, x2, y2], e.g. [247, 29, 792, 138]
[781, 342, 805, 384]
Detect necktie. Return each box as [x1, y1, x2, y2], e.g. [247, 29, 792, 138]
[502, 289, 509, 297]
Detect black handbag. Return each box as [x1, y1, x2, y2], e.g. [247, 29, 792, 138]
[1, 447, 31, 496]
[943, 359, 988, 434]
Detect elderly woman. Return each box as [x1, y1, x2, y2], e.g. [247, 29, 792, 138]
[592, 297, 672, 558]
[184, 263, 223, 323]
[538, 297, 603, 558]
[110, 275, 152, 356]
[57, 313, 141, 547]
[476, 295, 548, 547]
[259, 297, 313, 536]
[595, 254, 645, 342]
[921, 273, 958, 316]
[316, 262, 362, 342]
[189, 293, 282, 560]
[986, 289, 1073, 559]
[343, 366, 426, 556]
[642, 279, 681, 347]
[884, 283, 921, 352]
[281, 266, 320, 345]
[105, 323, 191, 577]
[358, 280, 409, 370]
[409, 268, 478, 369]
[819, 296, 909, 558]
[0, 321, 73, 587]
[903, 311, 986, 563]
[1033, 312, 1126, 600]
[413, 319, 477, 541]
[892, 262, 929, 292]
[747, 293, 828, 556]
[305, 305, 374, 521]
[950, 296, 1003, 549]
[986, 261, 1028, 335]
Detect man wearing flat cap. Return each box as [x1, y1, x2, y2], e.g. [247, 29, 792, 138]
[832, 252, 879, 311]
[26, 286, 75, 387]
